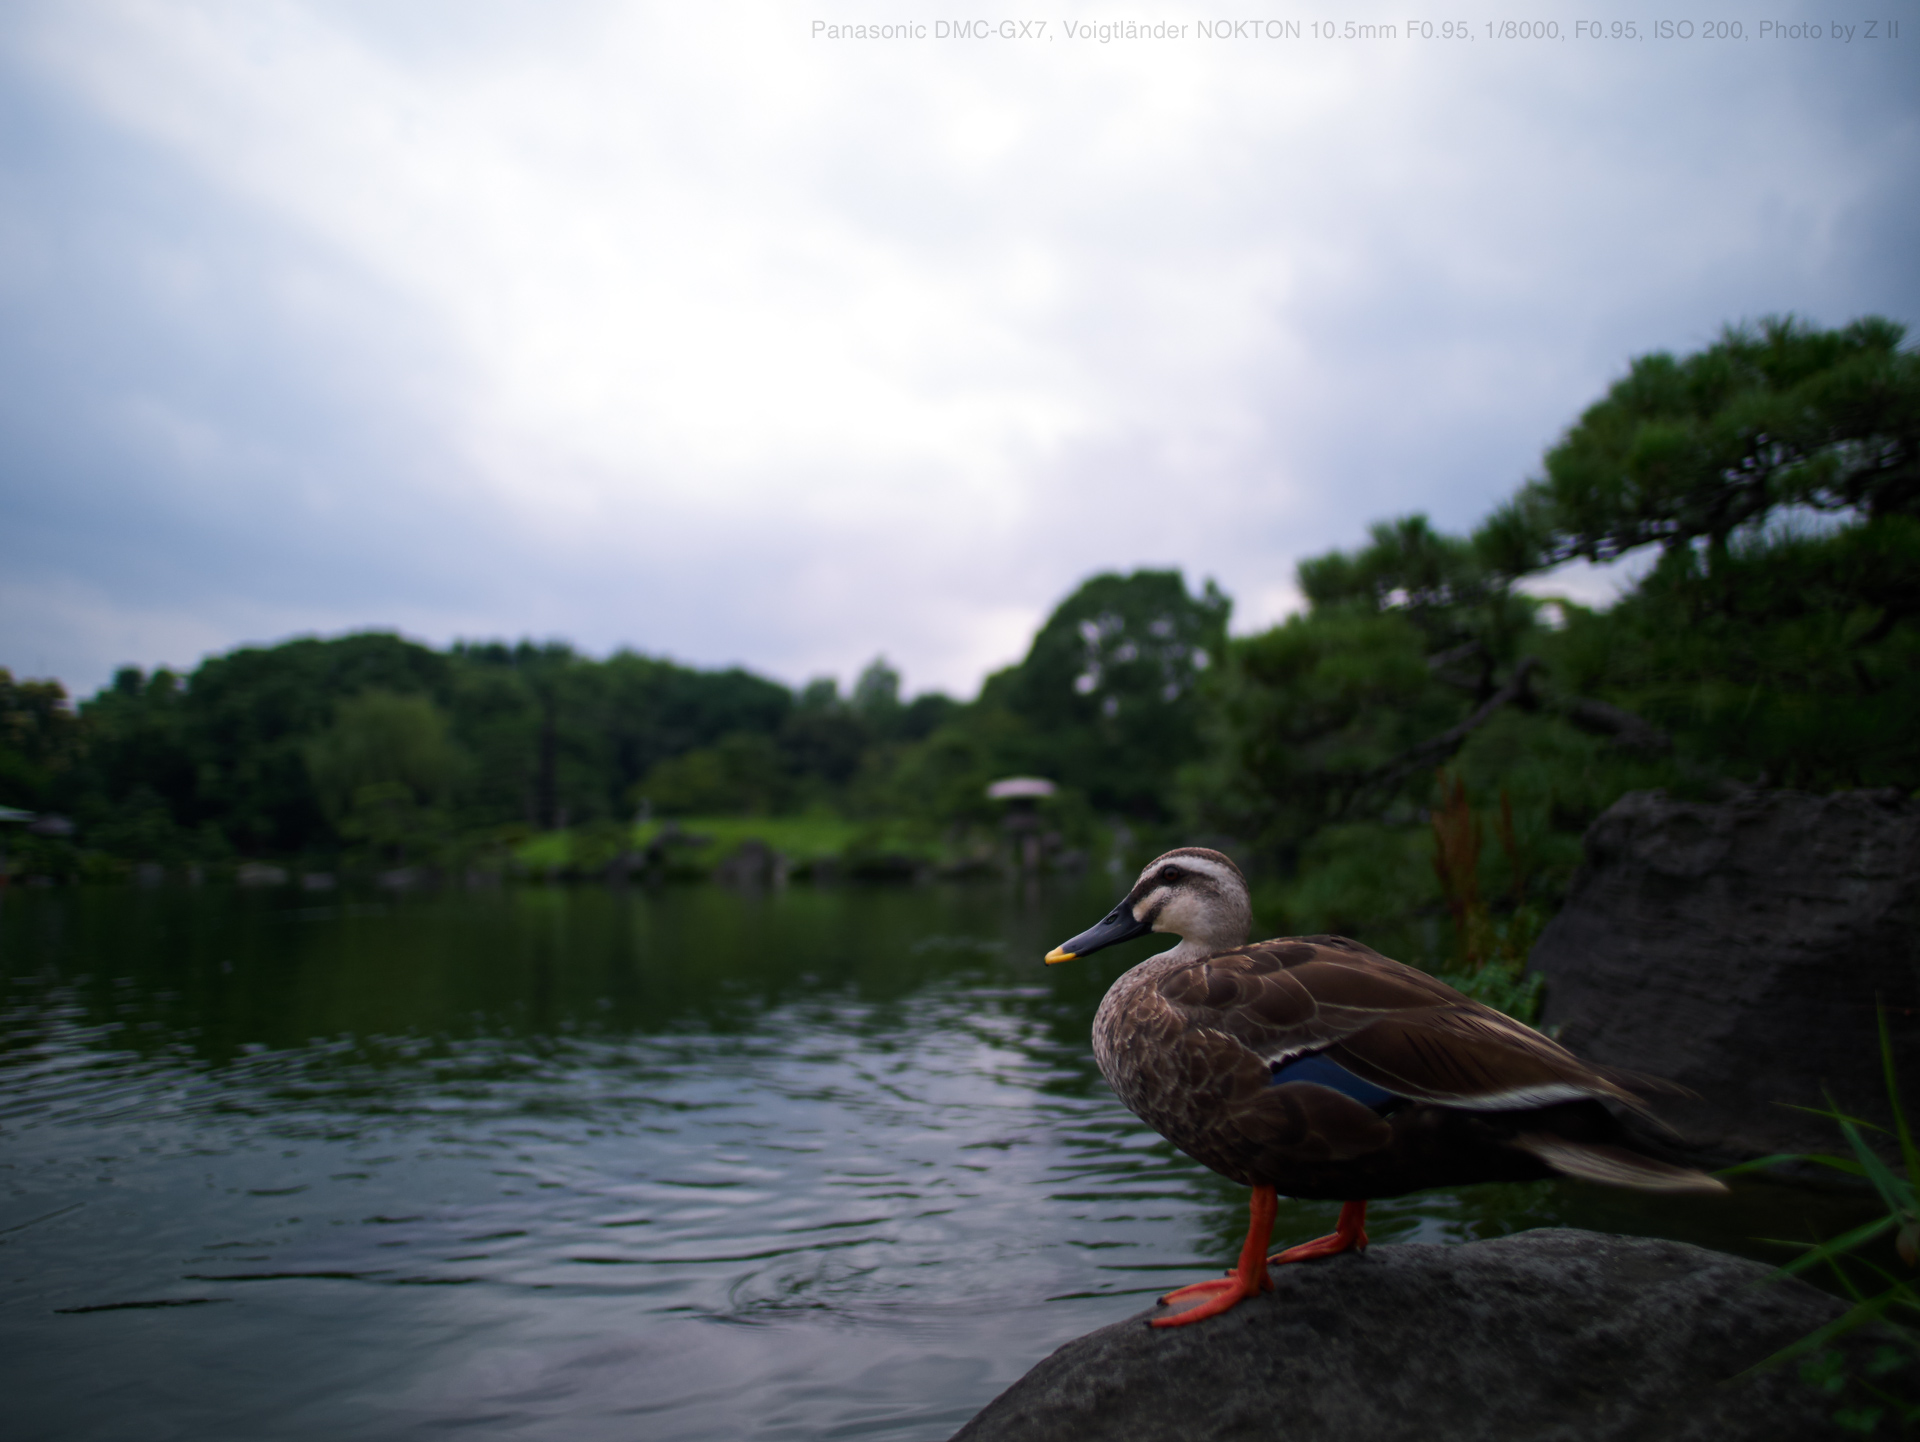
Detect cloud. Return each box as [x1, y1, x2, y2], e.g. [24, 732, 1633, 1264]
[1, 0, 1914, 699]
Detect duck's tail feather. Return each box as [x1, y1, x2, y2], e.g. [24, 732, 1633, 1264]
[1591, 1061, 1698, 1104]
[1513, 1134, 1728, 1194]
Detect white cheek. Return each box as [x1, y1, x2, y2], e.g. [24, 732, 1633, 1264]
[1143, 889, 1184, 933]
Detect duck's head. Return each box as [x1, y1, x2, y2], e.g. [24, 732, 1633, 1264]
[1045, 847, 1251, 965]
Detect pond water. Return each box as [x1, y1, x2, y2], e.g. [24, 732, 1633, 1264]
[0, 881, 1873, 1441]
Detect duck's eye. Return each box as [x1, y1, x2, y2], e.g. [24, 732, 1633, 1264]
[1159, 868, 1180, 883]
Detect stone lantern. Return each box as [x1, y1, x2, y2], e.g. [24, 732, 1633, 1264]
[985, 776, 1057, 873]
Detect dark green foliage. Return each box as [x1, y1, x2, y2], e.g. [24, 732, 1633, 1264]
[1198, 607, 1453, 855]
[1299, 515, 1533, 661]
[1552, 517, 1920, 790]
[895, 692, 957, 742]
[850, 657, 903, 733]
[1479, 315, 1919, 571]
[76, 669, 194, 822]
[805, 570, 1230, 850]
[0, 668, 85, 809]
[450, 641, 793, 828]
[161, 632, 454, 853]
[641, 732, 790, 817]
[303, 690, 462, 860]
[777, 678, 869, 790]
[304, 691, 459, 819]
[1197, 316, 1918, 982]
[852, 707, 1027, 829]
[981, 569, 1229, 820]
[8, 633, 810, 866]
[5, 630, 985, 870]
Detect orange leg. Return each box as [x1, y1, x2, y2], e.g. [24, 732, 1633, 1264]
[1152, 1184, 1278, 1328]
[1269, 1199, 1369, 1265]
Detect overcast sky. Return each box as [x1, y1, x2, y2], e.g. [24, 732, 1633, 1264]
[2, 1, 1914, 701]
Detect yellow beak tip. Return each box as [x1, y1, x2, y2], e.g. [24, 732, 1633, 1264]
[1044, 948, 1076, 965]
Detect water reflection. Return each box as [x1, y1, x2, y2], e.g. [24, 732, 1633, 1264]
[0, 884, 1879, 1441]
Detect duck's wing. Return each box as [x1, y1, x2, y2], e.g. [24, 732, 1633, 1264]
[1153, 935, 1642, 1112]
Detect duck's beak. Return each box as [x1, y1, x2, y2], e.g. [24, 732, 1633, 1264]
[1045, 902, 1154, 964]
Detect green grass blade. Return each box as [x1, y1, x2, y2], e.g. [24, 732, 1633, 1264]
[1784, 1101, 1888, 1132]
[1878, 1007, 1920, 1185]
[1855, 1373, 1920, 1420]
[1736, 1287, 1904, 1378]
[1759, 1216, 1898, 1279]
[1843, 1262, 1918, 1301]
[1743, 1014, 1920, 1396]
[1840, 1113, 1915, 1217]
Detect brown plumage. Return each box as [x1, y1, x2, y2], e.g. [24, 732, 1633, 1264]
[1045, 846, 1723, 1326]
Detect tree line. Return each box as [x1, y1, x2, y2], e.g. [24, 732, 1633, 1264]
[5, 315, 1916, 962]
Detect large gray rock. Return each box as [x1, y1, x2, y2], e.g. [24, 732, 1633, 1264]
[951, 1229, 1908, 1442]
[1529, 789, 1920, 1165]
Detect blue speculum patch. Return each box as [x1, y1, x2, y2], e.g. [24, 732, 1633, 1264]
[1269, 1052, 1399, 1111]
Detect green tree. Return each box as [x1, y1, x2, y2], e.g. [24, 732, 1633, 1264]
[1550, 517, 1920, 788]
[1488, 315, 1920, 789]
[1195, 315, 1919, 970]
[851, 656, 903, 734]
[984, 569, 1230, 818]
[304, 690, 462, 858]
[638, 732, 788, 816]
[1300, 515, 1538, 672]
[49, 631, 809, 860]
[185, 632, 453, 853]
[1478, 315, 1919, 574]
[778, 677, 867, 791]
[448, 641, 793, 828]
[1197, 607, 1462, 858]
[0, 670, 83, 810]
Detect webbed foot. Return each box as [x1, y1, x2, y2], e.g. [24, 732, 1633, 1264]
[1148, 1184, 1278, 1328]
[1152, 1271, 1268, 1327]
[1269, 1199, 1368, 1265]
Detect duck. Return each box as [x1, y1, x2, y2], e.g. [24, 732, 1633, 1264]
[1045, 846, 1724, 1327]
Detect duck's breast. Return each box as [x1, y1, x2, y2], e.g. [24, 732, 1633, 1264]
[1091, 957, 1266, 1152]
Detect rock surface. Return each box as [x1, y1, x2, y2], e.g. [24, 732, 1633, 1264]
[950, 1229, 1906, 1442]
[1528, 788, 1920, 1165]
